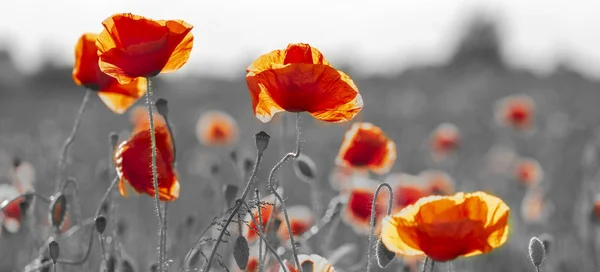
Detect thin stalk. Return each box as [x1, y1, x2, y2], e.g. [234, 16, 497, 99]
[99, 234, 107, 272]
[145, 78, 164, 272]
[308, 177, 322, 220]
[61, 178, 82, 226]
[366, 182, 393, 272]
[161, 202, 169, 272]
[56, 89, 91, 191]
[447, 262, 452, 272]
[256, 189, 264, 272]
[299, 196, 343, 241]
[204, 150, 264, 271]
[240, 200, 288, 272]
[266, 113, 302, 272]
[430, 259, 435, 272]
[422, 257, 429, 272]
[260, 200, 278, 265]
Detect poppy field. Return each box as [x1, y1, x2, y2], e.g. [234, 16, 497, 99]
[1, 12, 600, 272]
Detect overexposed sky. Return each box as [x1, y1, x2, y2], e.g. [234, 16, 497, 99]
[1, 0, 599, 78]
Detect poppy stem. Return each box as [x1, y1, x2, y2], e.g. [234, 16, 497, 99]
[204, 150, 264, 272]
[161, 202, 169, 271]
[56, 89, 91, 192]
[430, 259, 435, 272]
[366, 182, 393, 272]
[266, 113, 303, 272]
[255, 189, 265, 272]
[144, 78, 165, 272]
[240, 199, 289, 272]
[447, 262, 453, 272]
[422, 257, 429, 272]
[98, 234, 107, 272]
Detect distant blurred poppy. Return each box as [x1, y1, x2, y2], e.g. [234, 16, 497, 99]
[282, 254, 336, 272]
[114, 111, 179, 201]
[419, 170, 455, 195]
[495, 94, 535, 130]
[328, 166, 369, 192]
[245, 43, 363, 123]
[276, 205, 314, 242]
[521, 186, 551, 224]
[129, 106, 149, 126]
[96, 13, 194, 84]
[195, 110, 239, 146]
[243, 194, 279, 243]
[336, 123, 396, 175]
[342, 180, 388, 234]
[381, 191, 510, 262]
[72, 33, 147, 114]
[0, 184, 22, 234]
[384, 173, 428, 213]
[429, 123, 460, 161]
[513, 157, 543, 186]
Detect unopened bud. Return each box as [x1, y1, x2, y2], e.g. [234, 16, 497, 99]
[155, 98, 169, 117]
[233, 236, 250, 270]
[528, 237, 545, 267]
[109, 132, 119, 151]
[254, 131, 271, 154]
[48, 240, 59, 264]
[223, 184, 239, 209]
[375, 238, 395, 268]
[95, 215, 107, 234]
[293, 153, 317, 183]
[48, 193, 67, 230]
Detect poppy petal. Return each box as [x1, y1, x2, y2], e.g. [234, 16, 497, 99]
[97, 77, 147, 114]
[73, 33, 100, 88]
[158, 20, 194, 73]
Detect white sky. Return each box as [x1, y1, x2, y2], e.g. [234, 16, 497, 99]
[1, 0, 600, 78]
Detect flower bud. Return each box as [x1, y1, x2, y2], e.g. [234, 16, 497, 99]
[233, 236, 250, 270]
[48, 193, 67, 230]
[48, 240, 59, 264]
[109, 132, 119, 151]
[254, 131, 271, 154]
[95, 215, 107, 234]
[375, 237, 395, 268]
[293, 153, 317, 183]
[155, 98, 169, 117]
[528, 236, 545, 267]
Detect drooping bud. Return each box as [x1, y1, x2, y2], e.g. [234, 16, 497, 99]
[254, 131, 271, 154]
[48, 193, 67, 230]
[293, 153, 317, 183]
[223, 184, 239, 209]
[109, 132, 119, 151]
[95, 215, 107, 234]
[375, 237, 395, 268]
[528, 237, 546, 268]
[233, 236, 250, 270]
[48, 240, 59, 264]
[155, 98, 169, 118]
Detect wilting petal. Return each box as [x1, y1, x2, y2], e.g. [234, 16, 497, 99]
[336, 122, 396, 174]
[246, 43, 362, 123]
[195, 110, 239, 146]
[381, 192, 510, 262]
[97, 13, 194, 83]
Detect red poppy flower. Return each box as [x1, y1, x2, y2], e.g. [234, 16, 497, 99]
[72, 33, 147, 114]
[0, 184, 22, 234]
[381, 192, 510, 262]
[276, 205, 314, 242]
[384, 173, 429, 213]
[195, 110, 239, 146]
[245, 43, 363, 123]
[114, 111, 179, 201]
[521, 186, 551, 224]
[495, 94, 535, 130]
[514, 157, 543, 186]
[429, 123, 460, 161]
[336, 122, 396, 174]
[243, 194, 279, 243]
[341, 179, 388, 234]
[96, 13, 194, 84]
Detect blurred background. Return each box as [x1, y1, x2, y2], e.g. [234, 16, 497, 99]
[1, 0, 600, 271]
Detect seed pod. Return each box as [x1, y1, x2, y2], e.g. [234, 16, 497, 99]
[109, 132, 119, 151]
[233, 236, 250, 270]
[155, 98, 169, 117]
[528, 237, 545, 267]
[223, 184, 239, 209]
[293, 153, 317, 183]
[95, 215, 107, 234]
[48, 193, 67, 230]
[375, 237, 395, 268]
[48, 240, 59, 264]
[254, 131, 271, 154]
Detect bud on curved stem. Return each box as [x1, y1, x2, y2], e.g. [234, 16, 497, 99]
[94, 215, 107, 234]
[529, 236, 545, 271]
[255, 131, 271, 155]
[366, 182, 394, 272]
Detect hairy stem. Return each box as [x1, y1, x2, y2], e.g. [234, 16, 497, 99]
[204, 150, 263, 271]
[256, 189, 264, 272]
[366, 182, 393, 272]
[161, 202, 169, 271]
[145, 78, 164, 272]
[240, 200, 288, 272]
[422, 257, 429, 272]
[267, 113, 302, 272]
[99, 234, 107, 272]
